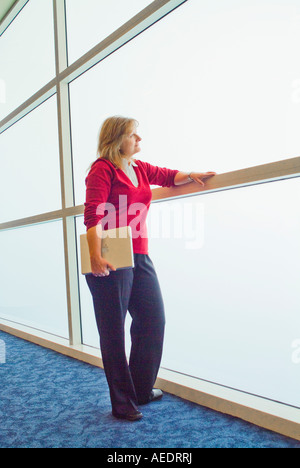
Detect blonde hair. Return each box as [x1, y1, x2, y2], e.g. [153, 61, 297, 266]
[96, 116, 139, 169]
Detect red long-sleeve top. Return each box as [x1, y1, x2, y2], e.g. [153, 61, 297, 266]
[84, 158, 179, 254]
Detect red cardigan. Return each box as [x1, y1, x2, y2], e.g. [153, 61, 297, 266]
[84, 158, 179, 254]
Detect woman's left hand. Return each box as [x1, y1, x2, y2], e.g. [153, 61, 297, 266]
[190, 172, 217, 186]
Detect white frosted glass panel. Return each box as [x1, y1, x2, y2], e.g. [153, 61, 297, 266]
[0, 96, 61, 223]
[0, 0, 56, 120]
[148, 178, 300, 408]
[70, 0, 300, 206]
[65, 0, 153, 65]
[0, 221, 69, 338]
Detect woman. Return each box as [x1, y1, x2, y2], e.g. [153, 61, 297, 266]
[84, 116, 216, 421]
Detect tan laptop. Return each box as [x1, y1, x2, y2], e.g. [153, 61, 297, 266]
[80, 226, 134, 275]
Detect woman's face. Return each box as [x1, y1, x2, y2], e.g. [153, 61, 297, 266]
[120, 126, 142, 158]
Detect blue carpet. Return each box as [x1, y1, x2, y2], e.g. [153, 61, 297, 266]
[0, 330, 299, 449]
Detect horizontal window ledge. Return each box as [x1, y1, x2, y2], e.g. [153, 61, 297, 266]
[0, 156, 299, 232]
[0, 156, 298, 233]
[152, 156, 300, 202]
[0, 205, 83, 231]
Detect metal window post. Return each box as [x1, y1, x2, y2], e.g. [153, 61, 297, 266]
[53, 0, 81, 346]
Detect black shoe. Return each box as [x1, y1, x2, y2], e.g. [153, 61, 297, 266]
[139, 389, 163, 405]
[112, 410, 143, 421]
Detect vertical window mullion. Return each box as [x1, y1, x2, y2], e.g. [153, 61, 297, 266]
[53, 0, 81, 346]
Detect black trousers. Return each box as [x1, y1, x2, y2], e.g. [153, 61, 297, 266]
[86, 254, 165, 415]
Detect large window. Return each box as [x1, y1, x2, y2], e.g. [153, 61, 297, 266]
[0, 0, 299, 417]
[69, 0, 300, 206]
[76, 178, 300, 408]
[0, 221, 69, 338]
[149, 178, 300, 408]
[0, 96, 61, 223]
[0, 0, 56, 121]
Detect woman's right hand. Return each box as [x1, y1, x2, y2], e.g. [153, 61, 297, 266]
[90, 254, 116, 277]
